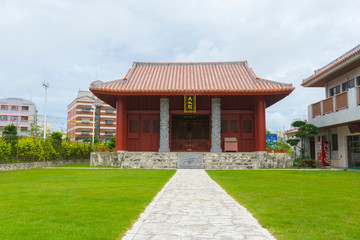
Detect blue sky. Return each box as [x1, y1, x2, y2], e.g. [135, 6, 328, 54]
[1, 0, 360, 131]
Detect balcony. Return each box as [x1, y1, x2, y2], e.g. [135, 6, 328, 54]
[308, 86, 360, 128]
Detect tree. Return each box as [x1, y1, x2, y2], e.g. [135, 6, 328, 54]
[108, 136, 116, 151]
[286, 120, 318, 157]
[49, 132, 63, 141]
[3, 124, 17, 136]
[29, 123, 43, 138]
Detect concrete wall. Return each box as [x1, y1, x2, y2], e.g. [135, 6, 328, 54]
[91, 152, 293, 169]
[0, 159, 88, 171]
[316, 125, 360, 168]
[326, 66, 360, 96]
[308, 87, 360, 128]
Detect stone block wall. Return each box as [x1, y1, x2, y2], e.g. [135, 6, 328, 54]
[0, 159, 89, 171]
[91, 152, 178, 168]
[91, 152, 293, 169]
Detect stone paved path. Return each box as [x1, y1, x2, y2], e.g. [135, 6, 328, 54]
[122, 169, 276, 240]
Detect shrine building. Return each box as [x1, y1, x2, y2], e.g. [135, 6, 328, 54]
[90, 61, 294, 153]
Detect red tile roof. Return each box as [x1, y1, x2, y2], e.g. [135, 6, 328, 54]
[90, 61, 294, 95]
[302, 44, 360, 86]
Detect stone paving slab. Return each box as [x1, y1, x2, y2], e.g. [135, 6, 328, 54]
[122, 169, 276, 240]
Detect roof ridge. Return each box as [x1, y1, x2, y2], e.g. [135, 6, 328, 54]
[90, 79, 124, 89]
[133, 61, 247, 66]
[302, 44, 360, 84]
[257, 78, 293, 88]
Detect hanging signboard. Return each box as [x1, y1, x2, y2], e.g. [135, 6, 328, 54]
[184, 95, 196, 113]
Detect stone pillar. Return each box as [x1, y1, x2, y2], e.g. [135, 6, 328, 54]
[210, 98, 222, 152]
[255, 95, 266, 152]
[116, 96, 126, 151]
[159, 98, 170, 152]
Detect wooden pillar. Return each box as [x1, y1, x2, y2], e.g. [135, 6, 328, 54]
[116, 96, 126, 151]
[255, 95, 266, 151]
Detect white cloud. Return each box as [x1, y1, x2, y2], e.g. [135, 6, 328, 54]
[0, 0, 360, 130]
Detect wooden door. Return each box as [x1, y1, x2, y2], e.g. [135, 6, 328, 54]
[221, 115, 240, 150]
[239, 114, 254, 152]
[140, 115, 160, 151]
[127, 114, 140, 151]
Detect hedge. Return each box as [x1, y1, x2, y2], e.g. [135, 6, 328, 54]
[0, 136, 101, 163]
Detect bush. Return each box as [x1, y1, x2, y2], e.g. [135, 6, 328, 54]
[0, 137, 91, 163]
[274, 141, 291, 150]
[293, 156, 317, 168]
[0, 140, 12, 162]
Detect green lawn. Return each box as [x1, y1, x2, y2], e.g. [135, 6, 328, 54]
[207, 170, 360, 240]
[0, 168, 175, 240]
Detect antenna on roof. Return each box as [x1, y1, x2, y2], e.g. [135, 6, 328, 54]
[96, 70, 98, 80]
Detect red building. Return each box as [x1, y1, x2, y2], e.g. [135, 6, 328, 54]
[90, 61, 294, 152]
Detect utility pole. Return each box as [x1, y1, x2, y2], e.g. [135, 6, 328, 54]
[43, 82, 49, 139]
[92, 102, 96, 146]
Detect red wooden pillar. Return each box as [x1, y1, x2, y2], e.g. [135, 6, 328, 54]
[255, 95, 266, 151]
[116, 96, 126, 151]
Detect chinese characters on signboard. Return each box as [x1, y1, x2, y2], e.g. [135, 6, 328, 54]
[184, 95, 196, 113]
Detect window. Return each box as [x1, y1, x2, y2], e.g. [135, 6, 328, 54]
[230, 120, 238, 133]
[221, 120, 228, 133]
[20, 127, 28, 132]
[21, 106, 29, 111]
[243, 120, 252, 133]
[318, 135, 327, 141]
[21, 116, 28, 121]
[129, 120, 138, 133]
[329, 85, 340, 97]
[82, 107, 91, 112]
[11, 116, 18, 121]
[357, 76, 360, 86]
[106, 108, 114, 113]
[105, 130, 113, 135]
[331, 134, 338, 151]
[342, 79, 355, 92]
[1, 105, 8, 110]
[0, 126, 4, 132]
[11, 105, 19, 111]
[105, 119, 114, 124]
[81, 130, 90, 135]
[82, 117, 91, 123]
[0, 115, 7, 121]
[153, 120, 160, 133]
[142, 120, 151, 133]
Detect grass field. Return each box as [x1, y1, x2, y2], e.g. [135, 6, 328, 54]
[0, 168, 175, 240]
[207, 170, 360, 240]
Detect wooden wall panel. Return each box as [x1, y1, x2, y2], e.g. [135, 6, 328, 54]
[221, 96, 254, 110]
[127, 96, 160, 110]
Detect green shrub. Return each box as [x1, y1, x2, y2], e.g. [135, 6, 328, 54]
[0, 137, 91, 163]
[17, 137, 46, 162]
[0, 140, 12, 162]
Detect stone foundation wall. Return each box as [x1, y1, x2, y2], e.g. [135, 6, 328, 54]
[0, 159, 89, 171]
[91, 152, 178, 168]
[91, 152, 293, 169]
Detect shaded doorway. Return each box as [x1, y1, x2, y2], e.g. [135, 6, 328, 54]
[171, 115, 210, 151]
[348, 135, 360, 168]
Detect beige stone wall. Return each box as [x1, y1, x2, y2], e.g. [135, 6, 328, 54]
[91, 152, 293, 169]
[0, 159, 89, 171]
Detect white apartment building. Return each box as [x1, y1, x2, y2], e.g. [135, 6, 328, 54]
[302, 44, 360, 168]
[0, 97, 37, 136]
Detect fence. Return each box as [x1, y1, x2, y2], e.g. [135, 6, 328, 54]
[0, 135, 92, 163]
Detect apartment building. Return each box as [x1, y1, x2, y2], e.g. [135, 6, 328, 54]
[67, 90, 116, 142]
[0, 97, 37, 136]
[302, 44, 360, 168]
